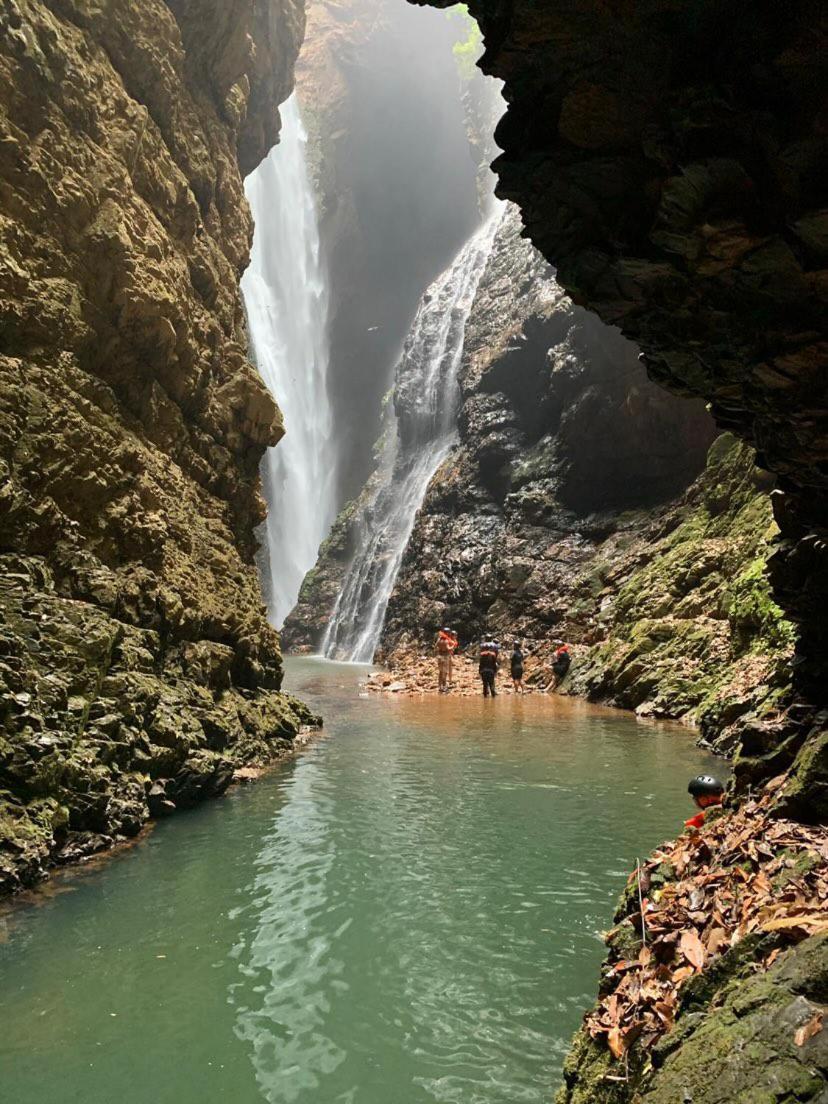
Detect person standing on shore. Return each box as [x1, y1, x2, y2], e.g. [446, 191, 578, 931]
[547, 643, 571, 690]
[479, 639, 499, 698]
[510, 640, 525, 694]
[436, 627, 454, 694]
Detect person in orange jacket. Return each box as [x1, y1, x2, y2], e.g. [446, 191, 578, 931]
[436, 627, 459, 693]
[685, 775, 725, 831]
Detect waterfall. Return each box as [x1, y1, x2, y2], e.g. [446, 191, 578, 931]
[322, 205, 505, 662]
[242, 95, 336, 628]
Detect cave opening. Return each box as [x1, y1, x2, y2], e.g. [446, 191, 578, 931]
[0, 2, 825, 1103]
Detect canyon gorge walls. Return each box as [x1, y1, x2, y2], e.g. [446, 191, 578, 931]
[380, 208, 793, 757]
[287, 204, 792, 757]
[0, 0, 316, 895]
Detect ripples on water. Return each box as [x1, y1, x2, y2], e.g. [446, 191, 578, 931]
[0, 658, 719, 1104]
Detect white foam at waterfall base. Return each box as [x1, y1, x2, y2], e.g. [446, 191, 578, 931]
[323, 204, 506, 662]
[242, 95, 337, 628]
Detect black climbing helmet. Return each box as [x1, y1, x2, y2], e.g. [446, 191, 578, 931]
[688, 775, 725, 799]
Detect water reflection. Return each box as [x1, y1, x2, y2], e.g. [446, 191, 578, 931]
[222, 658, 719, 1104]
[232, 763, 343, 1101]
[0, 658, 718, 1104]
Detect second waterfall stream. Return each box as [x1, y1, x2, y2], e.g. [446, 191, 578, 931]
[242, 95, 337, 628]
[323, 204, 505, 662]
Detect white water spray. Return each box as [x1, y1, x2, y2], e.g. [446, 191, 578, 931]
[242, 95, 336, 628]
[323, 205, 505, 662]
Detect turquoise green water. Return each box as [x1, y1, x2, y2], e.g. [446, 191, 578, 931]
[0, 658, 718, 1103]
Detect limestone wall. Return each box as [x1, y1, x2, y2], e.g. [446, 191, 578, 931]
[0, 0, 314, 894]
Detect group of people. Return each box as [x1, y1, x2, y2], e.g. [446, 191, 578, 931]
[437, 628, 728, 834]
[435, 627, 572, 697]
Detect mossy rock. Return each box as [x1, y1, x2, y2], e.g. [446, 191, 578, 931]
[776, 728, 828, 824]
[640, 936, 828, 1103]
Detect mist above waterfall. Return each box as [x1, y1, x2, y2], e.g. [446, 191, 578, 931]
[296, 0, 497, 502]
[242, 96, 336, 628]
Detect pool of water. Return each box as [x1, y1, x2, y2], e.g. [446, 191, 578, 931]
[0, 657, 719, 1103]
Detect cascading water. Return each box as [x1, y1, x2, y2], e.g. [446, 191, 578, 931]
[242, 95, 336, 628]
[322, 205, 505, 662]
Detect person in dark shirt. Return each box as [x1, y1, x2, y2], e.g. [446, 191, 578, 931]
[478, 639, 499, 697]
[549, 643, 571, 689]
[510, 640, 525, 694]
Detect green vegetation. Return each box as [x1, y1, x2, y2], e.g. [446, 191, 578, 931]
[576, 435, 794, 752]
[727, 555, 795, 655]
[446, 4, 483, 80]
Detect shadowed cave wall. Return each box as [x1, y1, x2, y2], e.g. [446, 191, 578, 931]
[410, 0, 828, 818]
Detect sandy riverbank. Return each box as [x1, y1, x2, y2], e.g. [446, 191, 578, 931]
[360, 647, 574, 698]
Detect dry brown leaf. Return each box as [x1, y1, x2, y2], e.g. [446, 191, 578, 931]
[760, 914, 828, 933]
[680, 928, 706, 970]
[671, 965, 695, 984]
[705, 926, 729, 955]
[794, 1010, 823, 1047]
[654, 999, 676, 1028]
[607, 1027, 625, 1059]
[763, 774, 789, 794]
[753, 871, 772, 896]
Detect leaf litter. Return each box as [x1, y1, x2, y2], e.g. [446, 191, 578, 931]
[584, 774, 828, 1061]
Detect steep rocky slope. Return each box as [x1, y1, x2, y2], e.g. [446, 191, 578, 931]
[377, 206, 717, 646]
[297, 207, 791, 751]
[0, 0, 315, 896]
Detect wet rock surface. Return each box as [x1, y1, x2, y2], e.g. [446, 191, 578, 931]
[0, 0, 315, 894]
[376, 210, 789, 747]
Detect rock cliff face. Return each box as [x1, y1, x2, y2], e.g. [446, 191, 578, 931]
[410, 0, 827, 810]
[287, 208, 791, 745]
[0, 0, 315, 895]
[379, 207, 715, 633]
